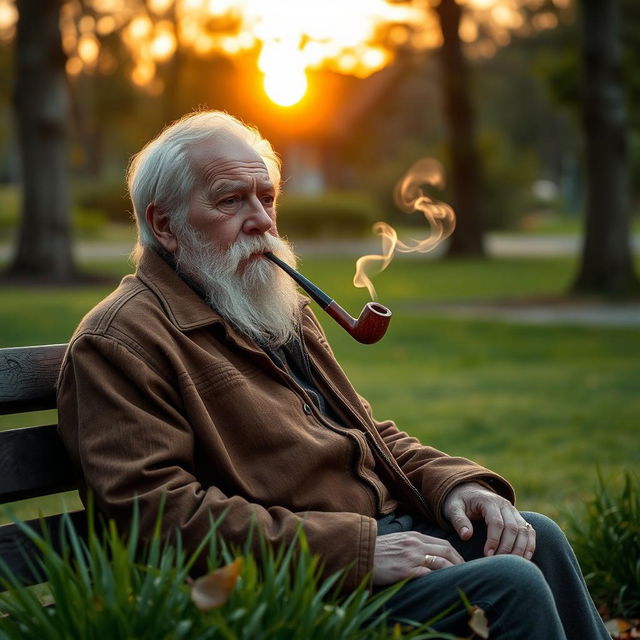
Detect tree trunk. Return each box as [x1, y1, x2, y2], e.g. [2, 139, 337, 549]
[436, 0, 486, 257]
[572, 0, 639, 295]
[7, 0, 76, 281]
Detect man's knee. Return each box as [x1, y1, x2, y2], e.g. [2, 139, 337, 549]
[522, 511, 573, 561]
[481, 554, 551, 601]
[383, 554, 559, 635]
[474, 556, 565, 638]
[523, 512, 566, 542]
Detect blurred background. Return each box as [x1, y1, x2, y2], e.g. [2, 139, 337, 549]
[0, 0, 638, 280]
[0, 0, 638, 537]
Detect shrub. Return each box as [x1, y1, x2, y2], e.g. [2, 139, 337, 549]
[0, 183, 112, 239]
[73, 179, 132, 224]
[73, 208, 109, 237]
[0, 185, 19, 240]
[567, 471, 640, 619]
[277, 191, 382, 240]
[0, 510, 468, 639]
[478, 130, 542, 231]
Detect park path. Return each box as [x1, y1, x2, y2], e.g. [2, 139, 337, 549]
[402, 299, 640, 329]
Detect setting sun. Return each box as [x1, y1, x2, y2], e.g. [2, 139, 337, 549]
[264, 66, 307, 107]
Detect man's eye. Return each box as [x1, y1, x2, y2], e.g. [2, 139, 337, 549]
[261, 195, 275, 206]
[219, 196, 240, 207]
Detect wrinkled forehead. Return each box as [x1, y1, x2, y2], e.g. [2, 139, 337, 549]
[188, 131, 271, 185]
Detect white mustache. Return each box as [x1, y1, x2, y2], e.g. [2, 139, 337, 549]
[227, 234, 291, 270]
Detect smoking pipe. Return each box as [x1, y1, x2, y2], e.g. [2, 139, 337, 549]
[264, 252, 392, 344]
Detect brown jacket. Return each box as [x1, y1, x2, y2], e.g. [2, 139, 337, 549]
[57, 248, 514, 589]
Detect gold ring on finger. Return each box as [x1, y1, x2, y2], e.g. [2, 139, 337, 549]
[424, 554, 436, 568]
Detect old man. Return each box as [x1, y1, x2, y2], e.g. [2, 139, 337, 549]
[57, 111, 608, 639]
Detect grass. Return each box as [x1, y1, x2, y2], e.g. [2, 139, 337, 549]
[566, 471, 640, 619]
[297, 254, 582, 303]
[0, 253, 639, 527]
[0, 510, 457, 639]
[332, 316, 638, 519]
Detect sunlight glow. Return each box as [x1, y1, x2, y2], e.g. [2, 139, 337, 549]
[0, 0, 17, 42]
[56, 0, 433, 104]
[264, 65, 308, 107]
[96, 16, 117, 35]
[533, 12, 559, 30]
[78, 15, 96, 33]
[129, 15, 153, 40]
[149, 21, 177, 61]
[66, 56, 83, 76]
[40, 0, 569, 102]
[78, 35, 100, 66]
[148, 0, 173, 15]
[92, 0, 125, 12]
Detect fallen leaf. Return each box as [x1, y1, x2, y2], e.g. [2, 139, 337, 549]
[468, 605, 490, 639]
[604, 618, 640, 640]
[190, 558, 243, 611]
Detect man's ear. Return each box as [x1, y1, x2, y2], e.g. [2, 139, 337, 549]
[145, 203, 178, 254]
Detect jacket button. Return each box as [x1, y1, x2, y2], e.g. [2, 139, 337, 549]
[302, 403, 313, 415]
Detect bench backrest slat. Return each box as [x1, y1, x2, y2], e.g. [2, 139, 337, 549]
[0, 511, 87, 586]
[0, 424, 77, 502]
[0, 344, 67, 415]
[0, 343, 84, 589]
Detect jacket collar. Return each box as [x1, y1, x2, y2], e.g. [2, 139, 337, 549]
[135, 247, 225, 331]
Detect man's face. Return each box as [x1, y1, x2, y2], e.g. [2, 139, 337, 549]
[172, 131, 300, 346]
[185, 132, 278, 262]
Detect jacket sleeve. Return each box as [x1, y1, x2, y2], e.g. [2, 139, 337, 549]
[358, 395, 515, 527]
[57, 333, 376, 591]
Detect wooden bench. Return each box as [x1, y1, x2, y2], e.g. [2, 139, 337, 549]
[0, 344, 85, 587]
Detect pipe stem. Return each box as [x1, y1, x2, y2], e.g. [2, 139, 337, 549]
[265, 251, 392, 344]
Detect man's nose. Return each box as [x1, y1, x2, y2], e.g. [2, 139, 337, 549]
[242, 198, 274, 235]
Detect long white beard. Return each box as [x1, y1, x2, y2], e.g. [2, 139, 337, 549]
[174, 227, 302, 347]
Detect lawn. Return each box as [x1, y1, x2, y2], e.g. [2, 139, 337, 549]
[0, 253, 638, 526]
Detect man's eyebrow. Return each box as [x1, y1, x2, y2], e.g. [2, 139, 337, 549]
[207, 180, 247, 199]
[209, 179, 274, 198]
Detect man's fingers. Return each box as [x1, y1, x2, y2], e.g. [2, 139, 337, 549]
[418, 545, 463, 573]
[523, 521, 537, 559]
[504, 519, 537, 558]
[446, 503, 474, 541]
[427, 543, 465, 566]
[483, 504, 504, 556]
[513, 520, 536, 560]
[495, 508, 521, 555]
[421, 553, 453, 571]
[494, 511, 537, 558]
[414, 531, 465, 565]
[373, 531, 469, 585]
[442, 483, 537, 560]
[445, 499, 473, 540]
[410, 565, 433, 579]
[508, 530, 530, 558]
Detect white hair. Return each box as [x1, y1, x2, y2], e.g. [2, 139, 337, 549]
[126, 110, 281, 263]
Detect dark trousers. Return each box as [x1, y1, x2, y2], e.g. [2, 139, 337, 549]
[375, 511, 610, 640]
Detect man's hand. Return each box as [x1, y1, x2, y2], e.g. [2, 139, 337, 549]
[443, 482, 536, 559]
[372, 532, 465, 586]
